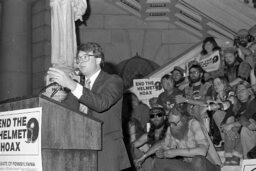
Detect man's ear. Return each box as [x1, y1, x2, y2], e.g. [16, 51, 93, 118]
[200, 72, 203, 78]
[96, 58, 102, 65]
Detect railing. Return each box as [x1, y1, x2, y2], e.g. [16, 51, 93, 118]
[146, 38, 230, 79]
[110, 0, 237, 40]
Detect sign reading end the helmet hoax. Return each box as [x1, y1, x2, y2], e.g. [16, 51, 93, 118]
[133, 78, 164, 100]
[0, 107, 42, 171]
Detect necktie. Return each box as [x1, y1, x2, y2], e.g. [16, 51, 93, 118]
[84, 78, 91, 90]
[80, 78, 91, 114]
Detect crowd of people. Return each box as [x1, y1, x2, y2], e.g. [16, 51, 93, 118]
[47, 27, 256, 171]
[124, 28, 256, 171]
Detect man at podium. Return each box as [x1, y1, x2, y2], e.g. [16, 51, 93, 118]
[47, 42, 130, 171]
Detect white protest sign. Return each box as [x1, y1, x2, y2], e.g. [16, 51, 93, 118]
[133, 78, 164, 100]
[241, 159, 256, 171]
[0, 107, 42, 171]
[198, 51, 221, 72]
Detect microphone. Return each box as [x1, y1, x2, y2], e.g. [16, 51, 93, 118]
[74, 68, 82, 76]
[73, 68, 85, 86]
[38, 82, 59, 95]
[50, 84, 61, 98]
[39, 68, 84, 98]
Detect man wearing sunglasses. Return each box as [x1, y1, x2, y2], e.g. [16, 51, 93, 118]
[135, 105, 221, 171]
[47, 42, 130, 171]
[132, 107, 168, 171]
[133, 107, 168, 148]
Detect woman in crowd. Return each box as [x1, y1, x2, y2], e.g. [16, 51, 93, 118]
[208, 76, 242, 165]
[221, 82, 256, 159]
[199, 37, 224, 81]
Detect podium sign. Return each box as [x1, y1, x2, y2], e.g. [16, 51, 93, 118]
[241, 159, 256, 171]
[0, 107, 42, 171]
[0, 96, 102, 171]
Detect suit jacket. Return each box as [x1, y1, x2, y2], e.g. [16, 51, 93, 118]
[63, 70, 130, 170]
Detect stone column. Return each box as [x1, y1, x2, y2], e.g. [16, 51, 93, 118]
[0, 0, 37, 101]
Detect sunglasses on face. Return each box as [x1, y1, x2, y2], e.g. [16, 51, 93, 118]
[150, 113, 164, 119]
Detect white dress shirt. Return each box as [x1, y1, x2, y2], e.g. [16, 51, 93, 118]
[72, 69, 101, 99]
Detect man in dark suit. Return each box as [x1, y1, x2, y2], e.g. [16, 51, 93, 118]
[48, 42, 130, 171]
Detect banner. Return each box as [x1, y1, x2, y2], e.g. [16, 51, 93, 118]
[241, 159, 256, 171]
[197, 51, 221, 72]
[0, 107, 42, 171]
[133, 78, 164, 100]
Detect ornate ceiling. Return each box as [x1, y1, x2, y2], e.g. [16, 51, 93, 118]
[109, 0, 256, 40]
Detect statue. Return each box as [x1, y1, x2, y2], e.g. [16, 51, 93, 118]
[45, 0, 87, 101]
[50, 0, 87, 67]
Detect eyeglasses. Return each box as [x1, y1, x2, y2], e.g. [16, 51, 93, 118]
[189, 71, 199, 75]
[76, 54, 95, 64]
[150, 113, 164, 119]
[169, 119, 181, 127]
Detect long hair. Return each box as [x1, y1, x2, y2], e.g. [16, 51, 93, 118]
[147, 107, 168, 145]
[147, 119, 169, 145]
[236, 81, 255, 99]
[212, 76, 231, 97]
[168, 104, 192, 130]
[201, 37, 221, 55]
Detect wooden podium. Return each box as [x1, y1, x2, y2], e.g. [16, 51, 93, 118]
[0, 95, 102, 171]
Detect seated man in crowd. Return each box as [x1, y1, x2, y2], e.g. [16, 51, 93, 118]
[223, 47, 251, 87]
[250, 63, 256, 93]
[209, 76, 242, 165]
[135, 104, 221, 171]
[132, 107, 169, 171]
[222, 82, 256, 159]
[234, 29, 255, 65]
[156, 74, 184, 114]
[176, 61, 213, 125]
[170, 66, 189, 91]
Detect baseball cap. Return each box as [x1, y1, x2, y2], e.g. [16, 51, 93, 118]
[171, 66, 185, 75]
[149, 106, 165, 115]
[223, 47, 237, 55]
[188, 60, 201, 69]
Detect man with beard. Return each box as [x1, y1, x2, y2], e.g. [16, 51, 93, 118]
[156, 74, 184, 114]
[170, 66, 189, 91]
[131, 107, 169, 171]
[222, 82, 256, 159]
[175, 61, 222, 163]
[135, 105, 221, 171]
[176, 61, 213, 123]
[223, 47, 251, 87]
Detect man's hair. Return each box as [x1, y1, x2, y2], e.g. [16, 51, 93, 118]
[78, 42, 105, 67]
[149, 106, 166, 116]
[214, 76, 229, 88]
[189, 64, 205, 74]
[236, 82, 255, 103]
[236, 81, 252, 94]
[161, 74, 173, 83]
[148, 107, 168, 145]
[168, 104, 190, 119]
[188, 64, 206, 86]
